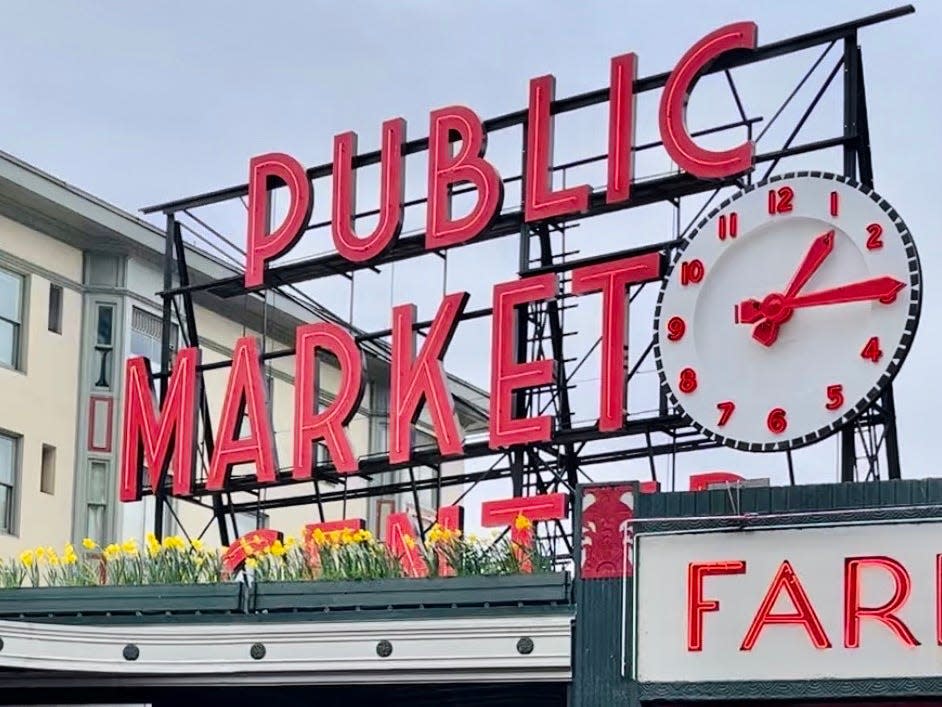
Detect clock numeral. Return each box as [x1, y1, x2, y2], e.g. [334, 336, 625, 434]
[680, 259, 705, 286]
[718, 213, 738, 241]
[767, 186, 794, 215]
[716, 401, 735, 427]
[866, 223, 884, 250]
[830, 190, 839, 217]
[666, 316, 686, 342]
[678, 368, 698, 394]
[861, 336, 883, 363]
[826, 384, 845, 411]
[767, 408, 787, 435]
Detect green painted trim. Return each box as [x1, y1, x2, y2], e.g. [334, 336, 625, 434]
[638, 678, 942, 700]
[252, 572, 572, 613]
[0, 582, 243, 617]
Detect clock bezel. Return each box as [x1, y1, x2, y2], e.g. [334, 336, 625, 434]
[652, 171, 923, 453]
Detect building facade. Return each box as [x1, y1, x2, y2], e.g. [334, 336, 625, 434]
[0, 151, 487, 557]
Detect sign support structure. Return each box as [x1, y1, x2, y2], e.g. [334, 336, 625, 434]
[136, 5, 915, 549]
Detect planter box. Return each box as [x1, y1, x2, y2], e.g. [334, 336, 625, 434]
[252, 571, 571, 613]
[0, 582, 244, 619]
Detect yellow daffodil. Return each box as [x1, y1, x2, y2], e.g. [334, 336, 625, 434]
[284, 535, 297, 549]
[19, 549, 34, 567]
[122, 539, 139, 556]
[81, 538, 97, 551]
[270, 540, 286, 557]
[312, 528, 327, 546]
[35, 546, 46, 560]
[514, 514, 533, 531]
[63, 549, 77, 565]
[245, 557, 258, 570]
[190, 538, 204, 552]
[103, 543, 121, 561]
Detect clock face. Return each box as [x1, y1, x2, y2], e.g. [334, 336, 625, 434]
[653, 172, 922, 452]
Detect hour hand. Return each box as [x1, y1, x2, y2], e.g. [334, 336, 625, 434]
[736, 299, 764, 324]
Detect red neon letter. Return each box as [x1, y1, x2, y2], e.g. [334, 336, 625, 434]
[303, 518, 365, 549]
[687, 560, 746, 651]
[571, 253, 661, 431]
[221, 529, 283, 575]
[119, 348, 201, 502]
[386, 512, 428, 578]
[524, 75, 591, 222]
[607, 53, 637, 204]
[332, 118, 405, 262]
[206, 337, 278, 491]
[659, 23, 757, 178]
[389, 292, 468, 463]
[689, 471, 744, 491]
[426, 106, 503, 250]
[293, 322, 365, 477]
[489, 274, 557, 449]
[435, 505, 465, 577]
[741, 560, 831, 650]
[844, 555, 919, 648]
[245, 152, 313, 288]
[481, 493, 567, 572]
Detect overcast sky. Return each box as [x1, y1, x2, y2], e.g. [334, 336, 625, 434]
[0, 1, 939, 502]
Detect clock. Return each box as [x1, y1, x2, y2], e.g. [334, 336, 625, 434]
[653, 172, 922, 452]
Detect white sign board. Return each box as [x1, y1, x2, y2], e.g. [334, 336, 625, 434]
[635, 521, 942, 683]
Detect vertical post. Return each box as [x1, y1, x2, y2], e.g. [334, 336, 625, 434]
[855, 45, 900, 481]
[511, 125, 530, 497]
[155, 213, 175, 539]
[839, 35, 859, 483]
[171, 222, 230, 545]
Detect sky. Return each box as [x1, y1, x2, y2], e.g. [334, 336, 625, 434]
[0, 0, 940, 505]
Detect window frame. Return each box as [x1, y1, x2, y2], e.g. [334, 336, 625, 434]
[47, 283, 63, 334]
[0, 431, 20, 535]
[92, 302, 116, 390]
[0, 266, 25, 371]
[40, 443, 56, 495]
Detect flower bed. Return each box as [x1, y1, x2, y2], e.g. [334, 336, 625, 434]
[0, 516, 555, 590]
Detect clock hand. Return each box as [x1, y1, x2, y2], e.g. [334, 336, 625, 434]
[783, 230, 835, 300]
[744, 276, 905, 348]
[786, 276, 905, 309]
[735, 230, 834, 326]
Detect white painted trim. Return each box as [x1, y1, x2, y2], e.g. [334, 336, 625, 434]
[0, 614, 572, 682]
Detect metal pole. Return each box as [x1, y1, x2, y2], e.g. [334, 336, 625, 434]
[839, 34, 859, 483]
[155, 213, 175, 539]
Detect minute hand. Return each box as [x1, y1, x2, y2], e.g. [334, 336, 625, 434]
[787, 276, 905, 309]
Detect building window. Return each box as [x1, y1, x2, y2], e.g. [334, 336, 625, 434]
[234, 511, 269, 537]
[120, 494, 173, 548]
[40, 444, 55, 495]
[93, 305, 115, 389]
[130, 306, 178, 371]
[86, 460, 109, 545]
[0, 433, 18, 534]
[368, 382, 389, 456]
[0, 268, 24, 369]
[48, 284, 62, 334]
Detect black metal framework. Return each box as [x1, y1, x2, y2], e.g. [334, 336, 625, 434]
[139, 6, 914, 545]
